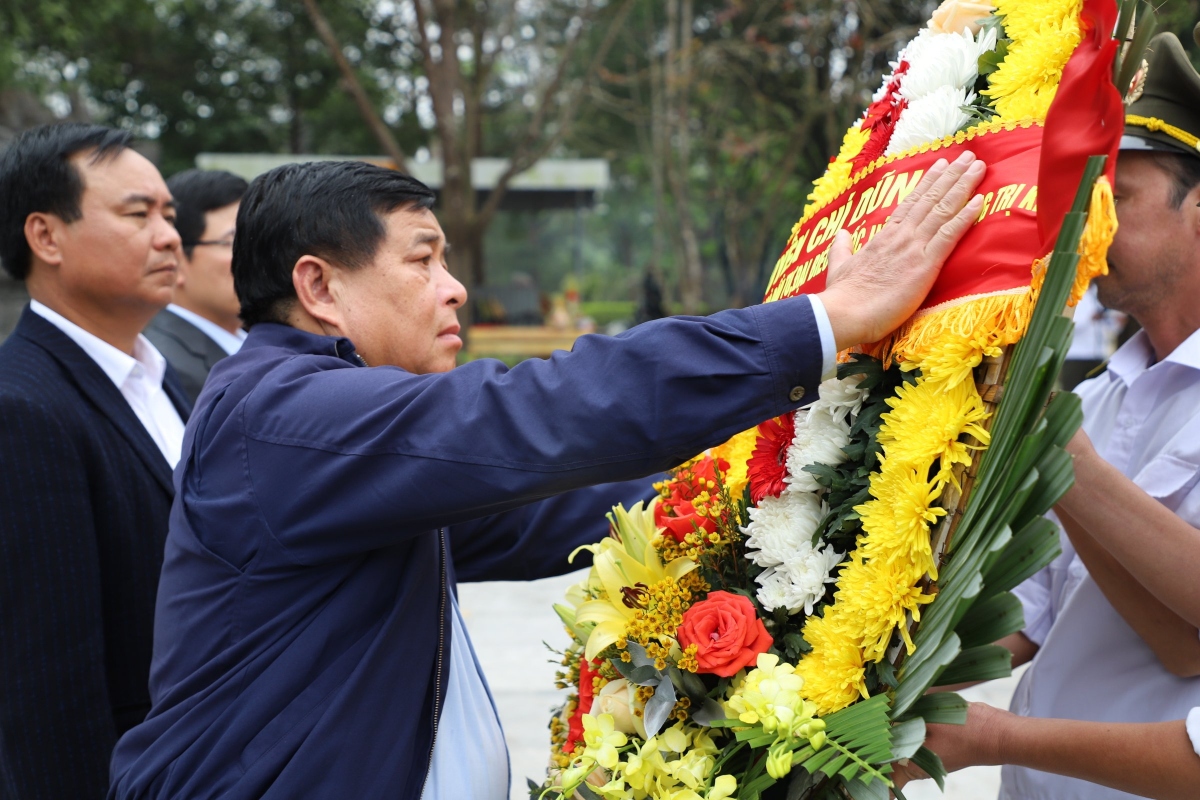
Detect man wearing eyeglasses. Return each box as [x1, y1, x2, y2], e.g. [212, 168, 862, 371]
[144, 169, 249, 404]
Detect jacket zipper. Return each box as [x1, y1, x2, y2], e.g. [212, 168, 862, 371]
[422, 528, 448, 795]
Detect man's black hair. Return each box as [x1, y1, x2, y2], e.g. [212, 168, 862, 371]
[233, 160, 437, 327]
[167, 169, 250, 258]
[1149, 151, 1200, 208]
[0, 123, 134, 280]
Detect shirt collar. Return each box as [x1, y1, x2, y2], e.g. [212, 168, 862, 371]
[29, 300, 168, 390]
[166, 304, 247, 356]
[1107, 325, 1200, 385]
[242, 322, 364, 367]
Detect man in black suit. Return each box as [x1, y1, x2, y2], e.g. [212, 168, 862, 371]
[144, 169, 248, 403]
[0, 124, 190, 797]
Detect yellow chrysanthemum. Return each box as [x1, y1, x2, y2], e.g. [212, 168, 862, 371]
[855, 467, 946, 580]
[835, 554, 935, 661]
[795, 611, 868, 715]
[984, 0, 1082, 122]
[802, 124, 871, 219]
[876, 375, 991, 485]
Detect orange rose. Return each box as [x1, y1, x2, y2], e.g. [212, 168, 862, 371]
[676, 591, 773, 677]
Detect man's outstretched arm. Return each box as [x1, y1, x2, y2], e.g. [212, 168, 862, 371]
[242, 154, 987, 560]
[896, 702, 1200, 800]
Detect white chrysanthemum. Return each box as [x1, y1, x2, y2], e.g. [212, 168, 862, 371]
[742, 491, 825, 569]
[885, 85, 976, 155]
[897, 29, 991, 101]
[814, 374, 868, 425]
[784, 405, 851, 493]
[755, 543, 844, 616]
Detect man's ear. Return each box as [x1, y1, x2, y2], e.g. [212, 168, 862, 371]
[24, 212, 66, 268]
[292, 255, 342, 330]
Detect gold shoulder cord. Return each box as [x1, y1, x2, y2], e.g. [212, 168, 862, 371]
[1125, 114, 1200, 153]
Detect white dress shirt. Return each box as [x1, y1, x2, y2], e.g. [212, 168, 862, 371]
[419, 593, 509, 800]
[165, 304, 247, 356]
[1003, 327, 1200, 800]
[808, 294, 839, 379]
[31, 300, 186, 468]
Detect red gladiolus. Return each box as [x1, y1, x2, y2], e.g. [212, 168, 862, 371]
[747, 413, 795, 504]
[563, 657, 598, 754]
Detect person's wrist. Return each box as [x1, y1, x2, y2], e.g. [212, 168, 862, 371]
[816, 286, 869, 351]
[985, 706, 1017, 766]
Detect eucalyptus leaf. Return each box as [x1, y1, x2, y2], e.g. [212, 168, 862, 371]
[691, 698, 728, 726]
[643, 673, 677, 737]
[667, 666, 709, 704]
[624, 641, 656, 670]
[786, 767, 823, 800]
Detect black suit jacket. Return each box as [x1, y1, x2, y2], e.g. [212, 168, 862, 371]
[142, 309, 230, 405]
[0, 306, 190, 799]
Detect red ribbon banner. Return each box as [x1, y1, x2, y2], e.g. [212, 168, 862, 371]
[764, 123, 1045, 311]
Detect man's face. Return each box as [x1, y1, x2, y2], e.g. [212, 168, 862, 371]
[54, 148, 181, 316]
[178, 201, 241, 328]
[332, 207, 467, 373]
[1097, 152, 1197, 316]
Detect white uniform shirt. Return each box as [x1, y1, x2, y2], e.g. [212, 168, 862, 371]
[31, 300, 186, 468]
[1065, 285, 1124, 361]
[1003, 328, 1200, 800]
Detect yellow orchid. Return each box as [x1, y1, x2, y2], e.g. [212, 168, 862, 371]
[709, 774, 738, 800]
[581, 713, 628, 770]
[573, 501, 698, 660]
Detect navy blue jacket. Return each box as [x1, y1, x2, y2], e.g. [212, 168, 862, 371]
[0, 307, 190, 799]
[109, 297, 824, 799]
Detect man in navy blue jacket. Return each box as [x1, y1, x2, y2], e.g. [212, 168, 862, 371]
[110, 153, 986, 799]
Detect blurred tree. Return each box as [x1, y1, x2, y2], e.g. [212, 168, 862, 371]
[3, 0, 1198, 315]
[304, 0, 638, 303]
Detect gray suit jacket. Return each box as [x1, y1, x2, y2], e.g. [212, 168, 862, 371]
[143, 310, 229, 405]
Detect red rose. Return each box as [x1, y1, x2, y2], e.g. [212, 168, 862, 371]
[676, 591, 773, 677]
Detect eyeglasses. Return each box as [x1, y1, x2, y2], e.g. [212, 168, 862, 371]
[189, 238, 235, 248]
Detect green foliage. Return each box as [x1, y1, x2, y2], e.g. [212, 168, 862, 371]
[891, 158, 1111, 741]
[807, 356, 911, 553]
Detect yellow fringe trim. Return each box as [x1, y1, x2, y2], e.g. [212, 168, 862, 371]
[1031, 175, 1116, 307]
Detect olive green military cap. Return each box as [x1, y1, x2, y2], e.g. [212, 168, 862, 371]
[1121, 30, 1200, 159]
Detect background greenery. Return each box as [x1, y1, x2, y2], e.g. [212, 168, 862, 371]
[3, 0, 1197, 317]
